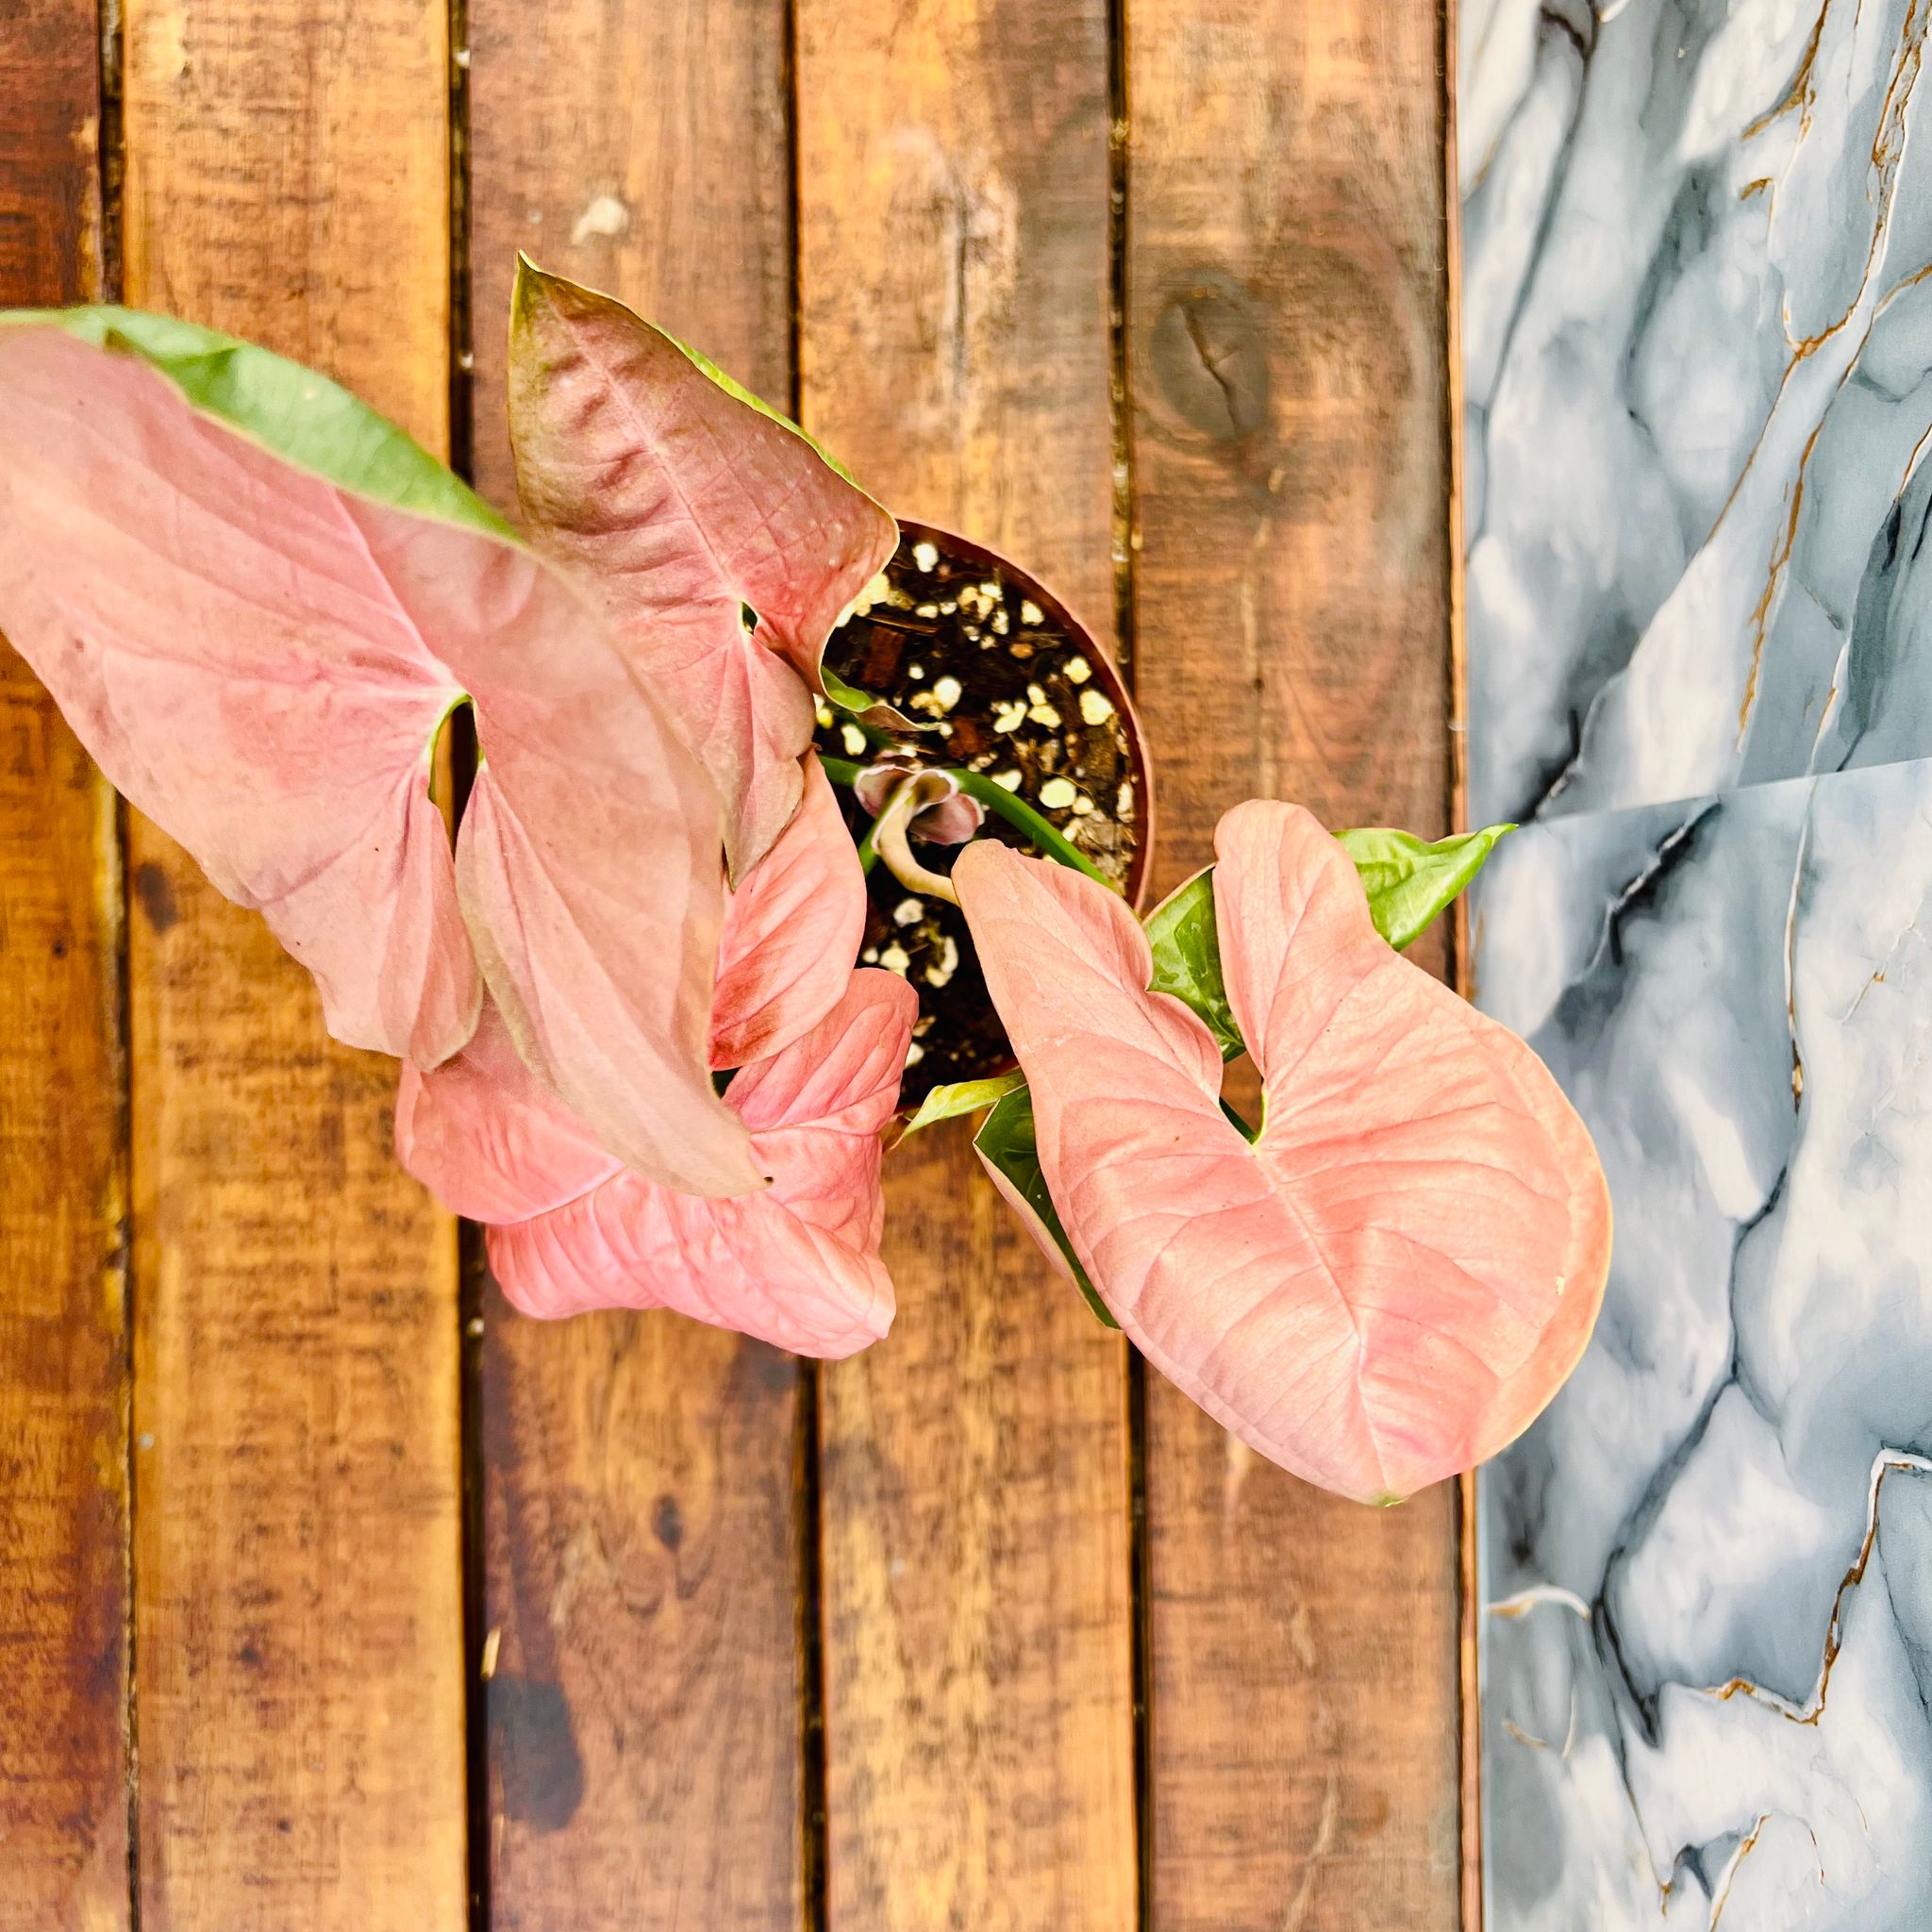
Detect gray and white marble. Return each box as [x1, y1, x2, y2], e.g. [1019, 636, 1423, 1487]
[1461, 8, 1932, 1915]
[1461, 0, 1932, 827]
[1471, 758, 1932, 1930]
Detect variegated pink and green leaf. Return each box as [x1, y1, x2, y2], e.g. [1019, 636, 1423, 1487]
[708, 751, 867, 1071]
[507, 259, 899, 880]
[956, 804, 1609, 1504]
[395, 972, 916, 1357]
[0, 308, 757, 1197]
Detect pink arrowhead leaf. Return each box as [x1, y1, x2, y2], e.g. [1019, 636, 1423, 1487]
[508, 259, 899, 879]
[954, 803, 1611, 1504]
[445, 598, 753, 1196]
[0, 323, 482, 1065]
[395, 972, 918, 1358]
[393, 998, 619, 1224]
[0, 315, 757, 1196]
[709, 752, 866, 1070]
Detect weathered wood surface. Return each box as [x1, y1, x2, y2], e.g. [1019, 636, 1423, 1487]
[797, 2, 1141, 1925]
[0, 7, 128, 1926]
[119, 0, 467, 1924]
[466, 2, 809, 1923]
[1126, 3, 1462, 1927]
[0, 0, 1468, 1923]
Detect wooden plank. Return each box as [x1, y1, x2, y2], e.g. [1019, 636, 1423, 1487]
[1445, 18, 1483, 1924]
[467, 0, 793, 527]
[474, 1306, 807, 1925]
[1125, 4, 1461, 1928]
[0, 6, 129, 1925]
[464, 5, 807, 1924]
[119, 3, 466, 1924]
[795, 4, 1139, 1925]
[0, 0, 103, 305]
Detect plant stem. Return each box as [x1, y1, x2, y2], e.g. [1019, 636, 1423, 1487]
[870, 774, 961, 906]
[951, 771, 1111, 887]
[818, 755, 1114, 890]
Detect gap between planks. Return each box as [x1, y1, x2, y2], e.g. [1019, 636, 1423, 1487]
[35, 0, 1476, 1922]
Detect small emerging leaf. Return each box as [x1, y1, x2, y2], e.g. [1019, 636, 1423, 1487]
[1142, 870, 1244, 1058]
[973, 1088, 1118, 1328]
[822, 664, 937, 737]
[901, 1070, 1024, 1137]
[1335, 824, 1514, 953]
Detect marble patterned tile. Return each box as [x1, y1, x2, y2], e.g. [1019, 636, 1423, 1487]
[1460, 0, 1932, 827]
[1471, 757, 1932, 1930]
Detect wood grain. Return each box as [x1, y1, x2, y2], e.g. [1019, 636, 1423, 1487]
[0, 6, 128, 1924]
[475, 1295, 807, 1926]
[1125, 3, 1461, 1928]
[468, 0, 793, 521]
[119, 1, 467, 1924]
[796, 2, 1138, 1924]
[465, 4, 808, 1922]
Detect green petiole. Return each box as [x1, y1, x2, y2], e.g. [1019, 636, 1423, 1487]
[819, 749, 1112, 884]
[951, 770, 1112, 888]
[819, 754, 1113, 890]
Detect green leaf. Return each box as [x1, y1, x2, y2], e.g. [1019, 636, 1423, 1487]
[1139, 824, 1507, 1059]
[820, 665, 939, 738]
[973, 1087, 1118, 1328]
[0, 305, 513, 538]
[1334, 824, 1515, 953]
[900, 1070, 1024, 1136]
[1142, 869, 1244, 1058]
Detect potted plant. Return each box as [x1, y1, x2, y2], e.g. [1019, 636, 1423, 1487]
[813, 518, 1155, 1111]
[0, 260, 1610, 1505]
